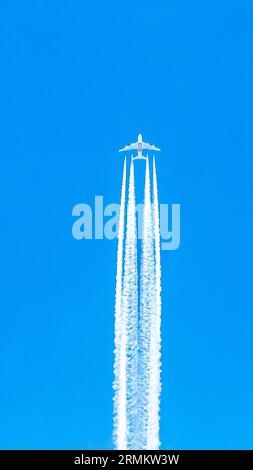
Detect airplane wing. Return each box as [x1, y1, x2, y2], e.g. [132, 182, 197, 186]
[142, 142, 161, 151]
[119, 142, 138, 152]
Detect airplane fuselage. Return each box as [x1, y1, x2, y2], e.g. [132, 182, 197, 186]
[135, 134, 146, 159]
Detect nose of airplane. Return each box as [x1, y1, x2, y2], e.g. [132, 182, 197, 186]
[138, 133, 142, 141]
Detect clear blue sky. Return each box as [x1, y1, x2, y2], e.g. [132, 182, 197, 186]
[0, 0, 252, 450]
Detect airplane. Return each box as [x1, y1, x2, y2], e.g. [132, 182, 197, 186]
[119, 133, 160, 160]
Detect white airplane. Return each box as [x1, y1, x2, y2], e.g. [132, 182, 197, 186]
[119, 133, 160, 160]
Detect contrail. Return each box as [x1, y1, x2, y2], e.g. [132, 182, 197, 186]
[122, 159, 139, 449]
[139, 157, 156, 449]
[113, 157, 127, 449]
[113, 153, 162, 450]
[146, 156, 162, 450]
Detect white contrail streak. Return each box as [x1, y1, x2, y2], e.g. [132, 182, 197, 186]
[122, 159, 139, 449]
[113, 155, 162, 450]
[146, 156, 162, 450]
[113, 157, 127, 449]
[139, 157, 156, 449]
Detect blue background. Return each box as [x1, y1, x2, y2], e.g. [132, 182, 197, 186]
[0, 0, 252, 450]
